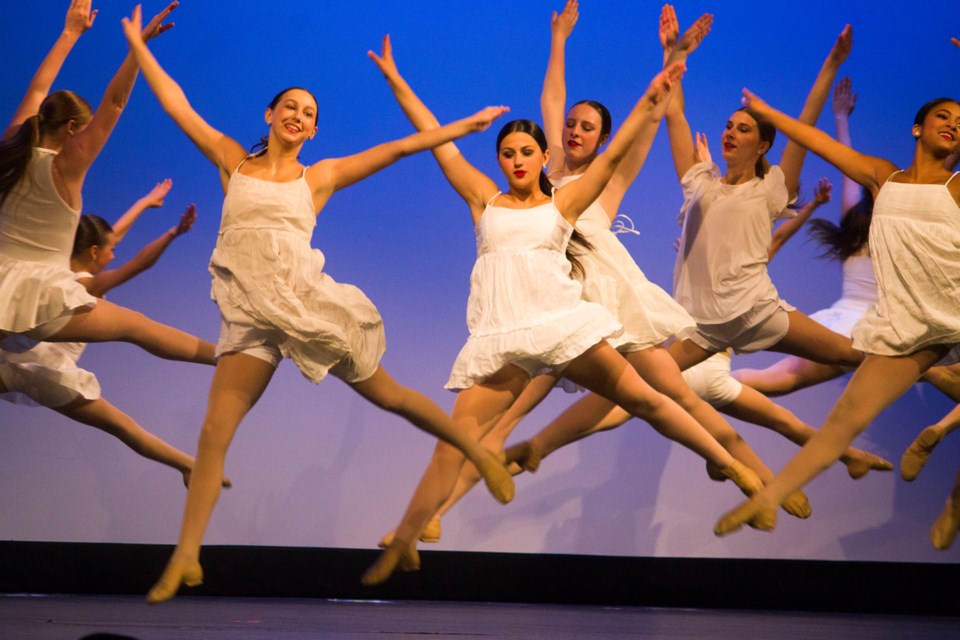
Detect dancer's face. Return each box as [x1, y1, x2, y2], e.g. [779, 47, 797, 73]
[265, 89, 318, 146]
[720, 111, 769, 167]
[498, 132, 547, 191]
[916, 101, 960, 156]
[89, 233, 117, 274]
[563, 104, 607, 164]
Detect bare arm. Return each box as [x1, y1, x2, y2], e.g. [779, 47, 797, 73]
[769, 177, 831, 259]
[660, 6, 697, 182]
[741, 89, 896, 196]
[111, 179, 172, 241]
[831, 77, 861, 217]
[3, 0, 97, 139]
[540, 0, 578, 178]
[83, 204, 196, 297]
[368, 35, 502, 222]
[121, 4, 247, 184]
[780, 25, 852, 200]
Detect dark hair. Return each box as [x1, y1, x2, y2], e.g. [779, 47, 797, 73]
[808, 189, 872, 261]
[72, 214, 113, 259]
[495, 119, 593, 279]
[249, 86, 320, 154]
[913, 97, 960, 127]
[571, 100, 613, 151]
[0, 90, 92, 205]
[736, 107, 776, 177]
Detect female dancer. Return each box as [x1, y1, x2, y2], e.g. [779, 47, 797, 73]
[363, 32, 765, 585]
[0, 181, 221, 488]
[119, 7, 517, 603]
[0, 1, 213, 366]
[714, 93, 960, 536]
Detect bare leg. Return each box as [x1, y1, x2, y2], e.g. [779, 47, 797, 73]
[350, 366, 513, 505]
[667, 338, 717, 371]
[146, 351, 275, 604]
[930, 467, 960, 550]
[901, 402, 960, 481]
[47, 300, 215, 365]
[715, 348, 945, 536]
[920, 363, 960, 402]
[722, 386, 892, 479]
[362, 366, 528, 586]
[766, 311, 862, 367]
[732, 355, 845, 397]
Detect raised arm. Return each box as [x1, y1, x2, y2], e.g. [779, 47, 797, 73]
[831, 77, 861, 217]
[121, 5, 247, 185]
[55, 3, 178, 195]
[741, 89, 896, 196]
[82, 203, 196, 297]
[111, 178, 172, 240]
[660, 5, 697, 182]
[769, 177, 831, 259]
[555, 62, 685, 223]
[368, 35, 502, 222]
[779, 25, 852, 200]
[541, 0, 578, 178]
[3, 0, 97, 139]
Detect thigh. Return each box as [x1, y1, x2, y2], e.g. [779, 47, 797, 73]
[667, 338, 716, 371]
[203, 351, 277, 436]
[564, 341, 654, 404]
[769, 310, 858, 364]
[625, 345, 690, 398]
[451, 365, 530, 439]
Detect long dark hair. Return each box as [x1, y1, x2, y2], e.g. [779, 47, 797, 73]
[914, 97, 960, 127]
[495, 119, 593, 279]
[808, 190, 872, 261]
[737, 107, 776, 177]
[249, 86, 320, 155]
[0, 90, 92, 205]
[72, 214, 113, 259]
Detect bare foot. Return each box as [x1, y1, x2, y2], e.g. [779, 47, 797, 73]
[504, 441, 542, 473]
[361, 541, 420, 586]
[474, 449, 515, 504]
[146, 557, 203, 604]
[378, 516, 442, 548]
[714, 498, 777, 536]
[930, 497, 960, 551]
[719, 460, 765, 497]
[901, 426, 943, 481]
[781, 490, 812, 519]
[844, 450, 894, 479]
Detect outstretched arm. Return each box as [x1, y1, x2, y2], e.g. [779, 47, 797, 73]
[4, 0, 97, 139]
[82, 203, 196, 297]
[368, 35, 503, 222]
[741, 89, 896, 195]
[111, 178, 172, 240]
[769, 177, 832, 259]
[555, 62, 686, 223]
[780, 25, 852, 200]
[660, 5, 699, 182]
[541, 0, 578, 178]
[831, 77, 861, 216]
[56, 2, 179, 194]
[121, 5, 247, 184]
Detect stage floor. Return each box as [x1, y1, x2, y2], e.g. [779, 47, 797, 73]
[1, 595, 957, 639]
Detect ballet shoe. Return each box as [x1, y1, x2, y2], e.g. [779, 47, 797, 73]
[145, 558, 203, 604]
[378, 516, 442, 548]
[901, 426, 943, 482]
[781, 490, 812, 519]
[705, 460, 727, 482]
[361, 541, 420, 586]
[504, 441, 542, 473]
[714, 498, 777, 537]
[930, 498, 960, 551]
[719, 460, 765, 497]
[475, 449, 515, 504]
[845, 452, 894, 480]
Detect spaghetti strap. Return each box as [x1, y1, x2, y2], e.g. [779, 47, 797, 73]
[883, 169, 903, 184]
[485, 191, 502, 206]
[945, 171, 960, 187]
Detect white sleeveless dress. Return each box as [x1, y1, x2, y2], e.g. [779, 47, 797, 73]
[852, 172, 960, 365]
[210, 164, 385, 383]
[446, 194, 621, 390]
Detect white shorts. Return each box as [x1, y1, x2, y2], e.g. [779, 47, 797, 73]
[681, 351, 742, 408]
[689, 299, 794, 355]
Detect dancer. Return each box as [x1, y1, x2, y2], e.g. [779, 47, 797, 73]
[905, 399, 960, 550]
[0, 1, 213, 367]
[1, 180, 221, 487]
[714, 93, 960, 536]
[119, 7, 517, 604]
[363, 32, 765, 586]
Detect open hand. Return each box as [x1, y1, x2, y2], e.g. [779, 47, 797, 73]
[813, 177, 832, 205]
[143, 178, 173, 208]
[676, 13, 713, 56]
[172, 203, 196, 237]
[694, 132, 711, 165]
[65, 0, 98, 35]
[551, 0, 579, 40]
[368, 34, 399, 79]
[659, 4, 679, 51]
[741, 88, 771, 116]
[647, 60, 686, 105]
[827, 24, 853, 67]
[466, 106, 510, 132]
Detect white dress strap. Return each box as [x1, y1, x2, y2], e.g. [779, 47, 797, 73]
[883, 169, 903, 184]
[485, 191, 502, 206]
[944, 171, 960, 187]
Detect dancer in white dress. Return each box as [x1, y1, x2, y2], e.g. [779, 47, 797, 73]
[714, 94, 960, 537]
[0, 1, 212, 367]
[119, 7, 516, 604]
[363, 34, 766, 585]
[1, 180, 222, 487]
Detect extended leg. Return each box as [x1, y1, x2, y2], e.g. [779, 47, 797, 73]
[732, 355, 845, 397]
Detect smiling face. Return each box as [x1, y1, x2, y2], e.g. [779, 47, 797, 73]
[915, 100, 960, 157]
[563, 103, 608, 165]
[498, 131, 547, 191]
[265, 88, 319, 147]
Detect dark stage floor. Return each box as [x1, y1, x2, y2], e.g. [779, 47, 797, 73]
[1, 595, 957, 640]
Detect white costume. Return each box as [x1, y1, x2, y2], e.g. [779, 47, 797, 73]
[210, 162, 385, 383]
[852, 172, 960, 365]
[446, 193, 621, 390]
[809, 253, 877, 338]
